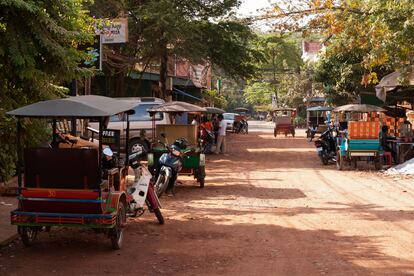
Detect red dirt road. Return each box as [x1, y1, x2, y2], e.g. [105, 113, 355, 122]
[1, 122, 414, 275]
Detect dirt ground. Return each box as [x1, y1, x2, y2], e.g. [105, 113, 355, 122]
[1, 121, 414, 276]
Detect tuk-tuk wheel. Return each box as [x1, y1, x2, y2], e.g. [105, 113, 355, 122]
[351, 158, 358, 169]
[374, 157, 382, 170]
[18, 226, 38, 247]
[110, 202, 126, 250]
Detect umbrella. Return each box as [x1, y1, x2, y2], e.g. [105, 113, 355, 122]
[306, 106, 333, 112]
[375, 70, 414, 102]
[7, 95, 137, 118]
[147, 101, 207, 113]
[234, 107, 249, 112]
[204, 107, 225, 114]
[333, 104, 386, 113]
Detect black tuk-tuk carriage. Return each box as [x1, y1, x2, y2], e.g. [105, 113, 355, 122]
[7, 95, 161, 249]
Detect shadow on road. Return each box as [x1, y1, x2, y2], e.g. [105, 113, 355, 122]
[2, 214, 413, 275]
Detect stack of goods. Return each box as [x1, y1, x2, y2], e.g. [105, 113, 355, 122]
[366, 112, 404, 137]
[348, 121, 380, 139]
[382, 116, 405, 137]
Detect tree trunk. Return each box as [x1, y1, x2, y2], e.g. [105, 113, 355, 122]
[159, 40, 169, 100]
[114, 72, 126, 97]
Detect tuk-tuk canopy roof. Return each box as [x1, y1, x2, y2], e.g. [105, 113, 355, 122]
[272, 107, 296, 111]
[234, 107, 249, 112]
[205, 107, 225, 114]
[147, 101, 206, 113]
[333, 104, 386, 113]
[7, 95, 137, 118]
[306, 106, 333, 112]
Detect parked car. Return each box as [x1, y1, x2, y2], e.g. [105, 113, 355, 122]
[223, 112, 238, 131]
[90, 97, 170, 154]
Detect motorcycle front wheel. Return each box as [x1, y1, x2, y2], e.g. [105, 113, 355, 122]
[154, 208, 164, 225]
[321, 154, 329, 165]
[154, 174, 170, 198]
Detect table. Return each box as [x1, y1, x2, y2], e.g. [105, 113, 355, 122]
[388, 140, 414, 164]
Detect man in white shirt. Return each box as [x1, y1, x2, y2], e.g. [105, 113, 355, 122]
[215, 114, 227, 154]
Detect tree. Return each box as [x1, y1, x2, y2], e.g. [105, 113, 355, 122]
[91, 0, 261, 99]
[242, 33, 303, 108]
[0, 0, 95, 181]
[263, 0, 414, 85]
[203, 89, 228, 109]
[244, 81, 274, 106]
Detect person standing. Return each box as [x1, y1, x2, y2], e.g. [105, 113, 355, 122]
[215, 114, 227, 154]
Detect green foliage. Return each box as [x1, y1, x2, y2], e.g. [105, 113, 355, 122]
[244, 82, 274, 106]
[0, 0, 95, 181]
[267, 0, 414, 104]
[91, 0, 261, 98]
[242, 33, 305, 109]
[203, 89, 228, 109]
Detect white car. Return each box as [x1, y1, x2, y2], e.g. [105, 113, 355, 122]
[223, 112, 239, 131]
[90, 97, 170, 154]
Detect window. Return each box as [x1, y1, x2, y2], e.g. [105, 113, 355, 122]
[109, 113, 125, 122]
[130, 104, 163, 121]
[223, 113, 234, 120]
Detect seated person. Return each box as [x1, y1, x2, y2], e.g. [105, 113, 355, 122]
[380, 125, 396, 162]
[101, 147, 120, 190]
[200, 116, 212, 131]
[102, 147, 116, 170]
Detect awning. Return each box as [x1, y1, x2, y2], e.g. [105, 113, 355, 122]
[147, 101, 206, 113]
[306, 106, 333, 112]
[333, 104, 386, 113]
[376, 70, 414, 102]
[173, 87, 202, 101]
[128, 72, 196, 87]
[205, 107, 225, 114]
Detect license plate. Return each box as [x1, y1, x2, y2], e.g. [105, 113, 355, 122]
[316, 147, 323, 152]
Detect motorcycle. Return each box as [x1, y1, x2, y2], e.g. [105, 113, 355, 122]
[314, 126, 338, 165]
[126, 152, 164, 224]
[101, 148, 164, 225]
[234, 120, 248, 134]
[200, 127, 215, 154]
[153, 135, 192, 197]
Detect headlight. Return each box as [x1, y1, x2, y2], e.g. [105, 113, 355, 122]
[199, 153, 205, 166]
[172, 149, 181, 157]
[147, 153, 154, 166]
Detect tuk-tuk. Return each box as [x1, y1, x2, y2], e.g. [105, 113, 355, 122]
[147, 102, 207, 188]
[333, 104, 386, 170]
[273, 107, 296, 137]
[306, 106, 333, 139]
[7, 95, 149, 249]
[233, 107, 249, 134]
